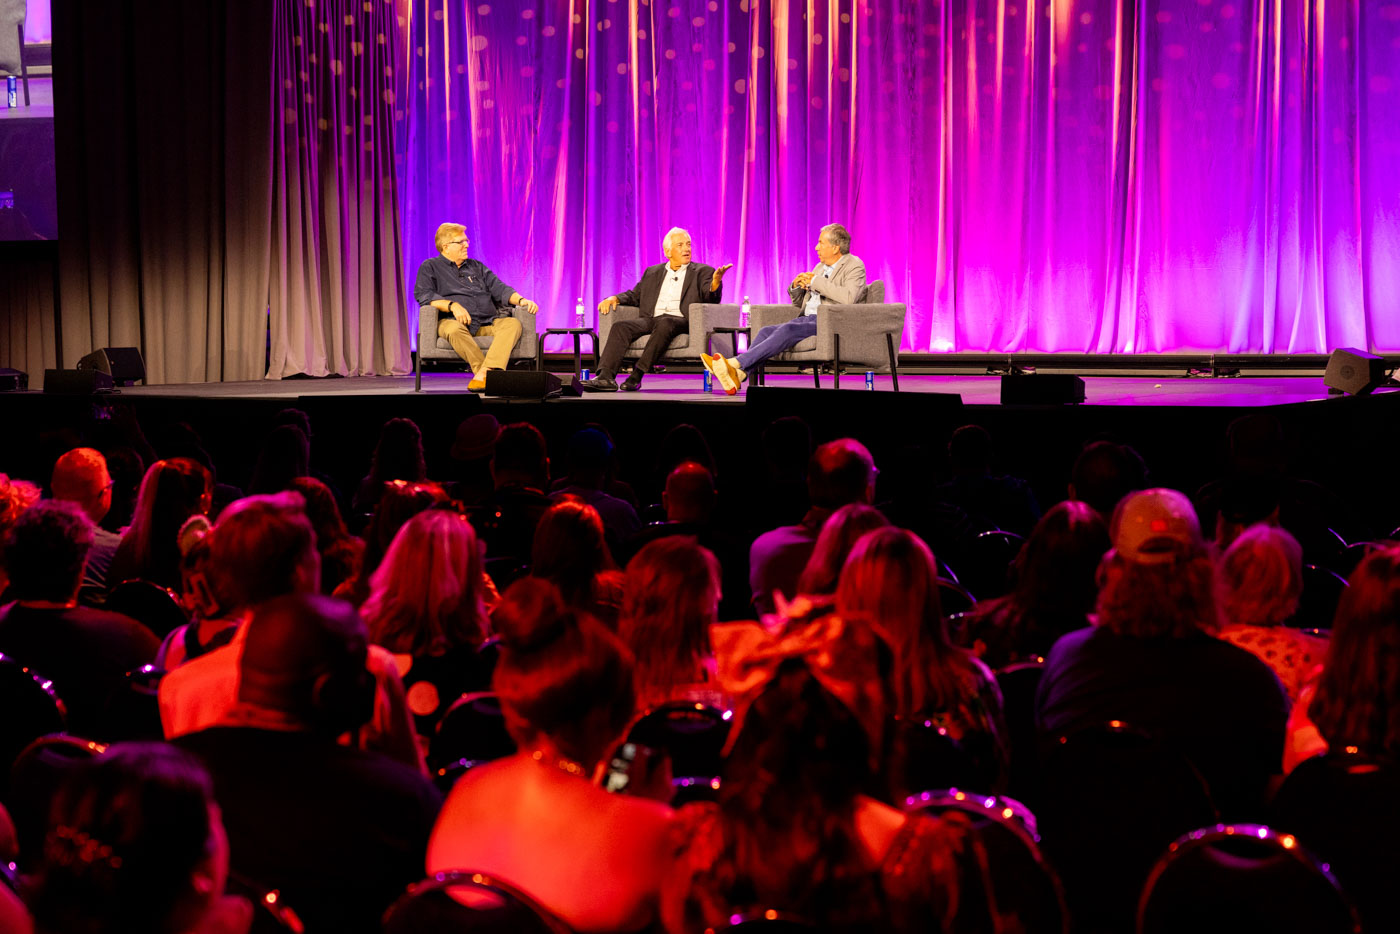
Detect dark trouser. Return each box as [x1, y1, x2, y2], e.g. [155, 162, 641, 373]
[597, 314, 688, 378]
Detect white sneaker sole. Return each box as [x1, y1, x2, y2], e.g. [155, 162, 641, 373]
[705, 354, 737, 394]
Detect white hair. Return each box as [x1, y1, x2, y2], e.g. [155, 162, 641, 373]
[662, 227, 690, 257]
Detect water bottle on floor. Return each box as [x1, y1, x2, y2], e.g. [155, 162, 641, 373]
[575, 297, 585, 330]
[703, 369, 712, 393]
[6, 76, 15, 109]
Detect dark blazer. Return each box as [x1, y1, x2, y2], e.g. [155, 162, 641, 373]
[614, 262, 722, 319]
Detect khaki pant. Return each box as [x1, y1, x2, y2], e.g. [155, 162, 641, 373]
[438, 315, 523, 375]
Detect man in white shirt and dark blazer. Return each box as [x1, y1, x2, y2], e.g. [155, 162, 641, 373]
[580, 227, 733, 392]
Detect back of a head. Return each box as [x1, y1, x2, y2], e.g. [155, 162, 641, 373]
[492, 578, 635, 765]
[1071, 441, 1147, 521]
[51, 448, 112, 513]
[249, 425, 311, 495]
[1012, 500, 1110, 616]
[947, 424, 992, 475]
[807, 439, 876, 509]
[370, 418, 426, 484]
[1311, 545, 1400, 756]
[565, 428, 612, 487]
[207, 493, 317, 611]
[1227, 413, 1286, 475]
[797, 503, 890, 597]
[664, 461, 716, 524]
[1097, 488, 1217, 638]
[0, 474, 42, 538]
[491, 422, 549, 487]
[531, 499, 614, 595]
[658, 424, 716, 479]
[27, 743, 219, 934]
[1219, 524, 1303, 627]
[363, 508, 486, 656]
[126, 459, 212, 572]
[621, 537, 719, 693]
[288, 476, 349, 545]
[237, 593, 375, 735]
[2, 500, 94, 602]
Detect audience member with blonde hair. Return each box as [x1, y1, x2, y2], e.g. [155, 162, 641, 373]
[1217, 524, 1326, 700]
[1036, 489, 1289, 818]
[50, 448, 123, 602]
[619, 536, 723, 709]
[362, 508, 495, 735]
[837, 527, 1007, 793]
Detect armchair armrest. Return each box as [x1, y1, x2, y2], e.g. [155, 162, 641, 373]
[687, 303, 743, 358]
[506, 304, 539, 358]
[598, 305, 642, 349]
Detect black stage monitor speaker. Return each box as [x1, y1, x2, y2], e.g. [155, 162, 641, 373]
[1000, 374, 1086, 405]
[76, 347, 146, 386]
[1324, 348, 1387, 396]
[482, 370, 582, 399]
[44, 369, 115, 394]
[0, 368, 27, 392]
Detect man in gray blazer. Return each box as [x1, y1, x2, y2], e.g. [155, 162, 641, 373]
[702, 223, 866, 394]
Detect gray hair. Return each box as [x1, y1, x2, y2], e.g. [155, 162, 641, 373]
[662, 227, 690, 257]
[820, 223, 851, 254]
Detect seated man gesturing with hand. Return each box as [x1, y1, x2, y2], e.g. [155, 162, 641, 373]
[415, 223, 538, 392]
[702, 223, 865, 394]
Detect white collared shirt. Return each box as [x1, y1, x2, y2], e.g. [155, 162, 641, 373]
[803, 255, 843, 315]
[656, 263, 690, 317]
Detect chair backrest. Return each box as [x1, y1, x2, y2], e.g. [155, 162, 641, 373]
[994, 660, 1045, 804]
[1037, 721, 1219, 933]
[1137, 824, 1360, 934]
[960, 530, 1025, 602]
[625, 701, 731, 788]
[1294, 564, 1348, 629]
[708, 910, 819, 932]
[907, 790, 1069, 934]
[7, 734, 107, 872]
[856, 280, 886, 304]
[100, 665, 167, 742]
[889, 717, 986, 796]
[430, 692, 517, 775]
[0, 653, 67, 794]
[936, 577, 977, 615]
[104, 579, 190, 639]
[1271, 750, 1400, 932]
[382, 870, 573, 934]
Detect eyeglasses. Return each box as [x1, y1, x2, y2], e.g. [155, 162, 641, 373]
[449, 238, 469, 247]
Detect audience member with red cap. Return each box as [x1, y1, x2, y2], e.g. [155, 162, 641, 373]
[428, 578, 672, 933]
[1035, 488, 1289, 818]
[176, 593, 441, 934]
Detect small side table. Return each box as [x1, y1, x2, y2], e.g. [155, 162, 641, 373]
[542, 328, 600, 378]
[707, 327, 765, 386]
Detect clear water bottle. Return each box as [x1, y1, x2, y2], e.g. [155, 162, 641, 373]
[739, 295, 750, 328]
[575, 297, 585, 330]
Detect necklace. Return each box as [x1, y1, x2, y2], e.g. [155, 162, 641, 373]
[530, 748, 588, 778]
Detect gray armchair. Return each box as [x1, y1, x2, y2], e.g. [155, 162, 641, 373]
[746, 280, 905, 389]
[415, 303, 539, 391]
[597, 303, 743, 366]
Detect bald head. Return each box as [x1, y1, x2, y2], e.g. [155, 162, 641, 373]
[664, 461, 716, 524]
[51, 448, 112, 524]
[808, 439, 877, 509]
[238, 593, 373, 733]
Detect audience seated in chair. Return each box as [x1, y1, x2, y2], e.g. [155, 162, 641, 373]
[107, 458, 213, 593]
[0, 473, 41, 602]
[1283, 543, 1400, 773]
[954, 500, 1109, 669]
[175, 593, 441, 934]
[362, 509, 496, 739]
[351, 418, 428, 518]
[246, 424, 311, 497]
[664, 647, 991, 934]
[1216, 523, 1327, 701]
[23, 743, 253, 934]
[158, 493, 423, 774]
[427, 578, 674, 933]
[793, 503, 890, 604]
[49, 448, 122, 605]
[470, 422, 553, 562]
[933, 425, 1042, 538]
[531, 499, 626, 629]
[750, 439, 878, 617]
[0, 501, 159, 739]
[336, 480, 449, 607]
[1067, 439, 1147, 524]
[549, 428, 642, 550]
[288, 476, 364, 596]
[836, 528, 1008, 796]
[1035, 488, 1289, 820]
[619, 536, 724, 710]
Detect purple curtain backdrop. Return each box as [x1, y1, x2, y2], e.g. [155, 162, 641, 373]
[401, 1, 1400, 355]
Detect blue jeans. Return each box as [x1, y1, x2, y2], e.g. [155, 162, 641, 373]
[736, 316, 816, 371]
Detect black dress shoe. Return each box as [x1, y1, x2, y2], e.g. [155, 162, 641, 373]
[579, 375, 619, 392]
[619, 373, 644, 391]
